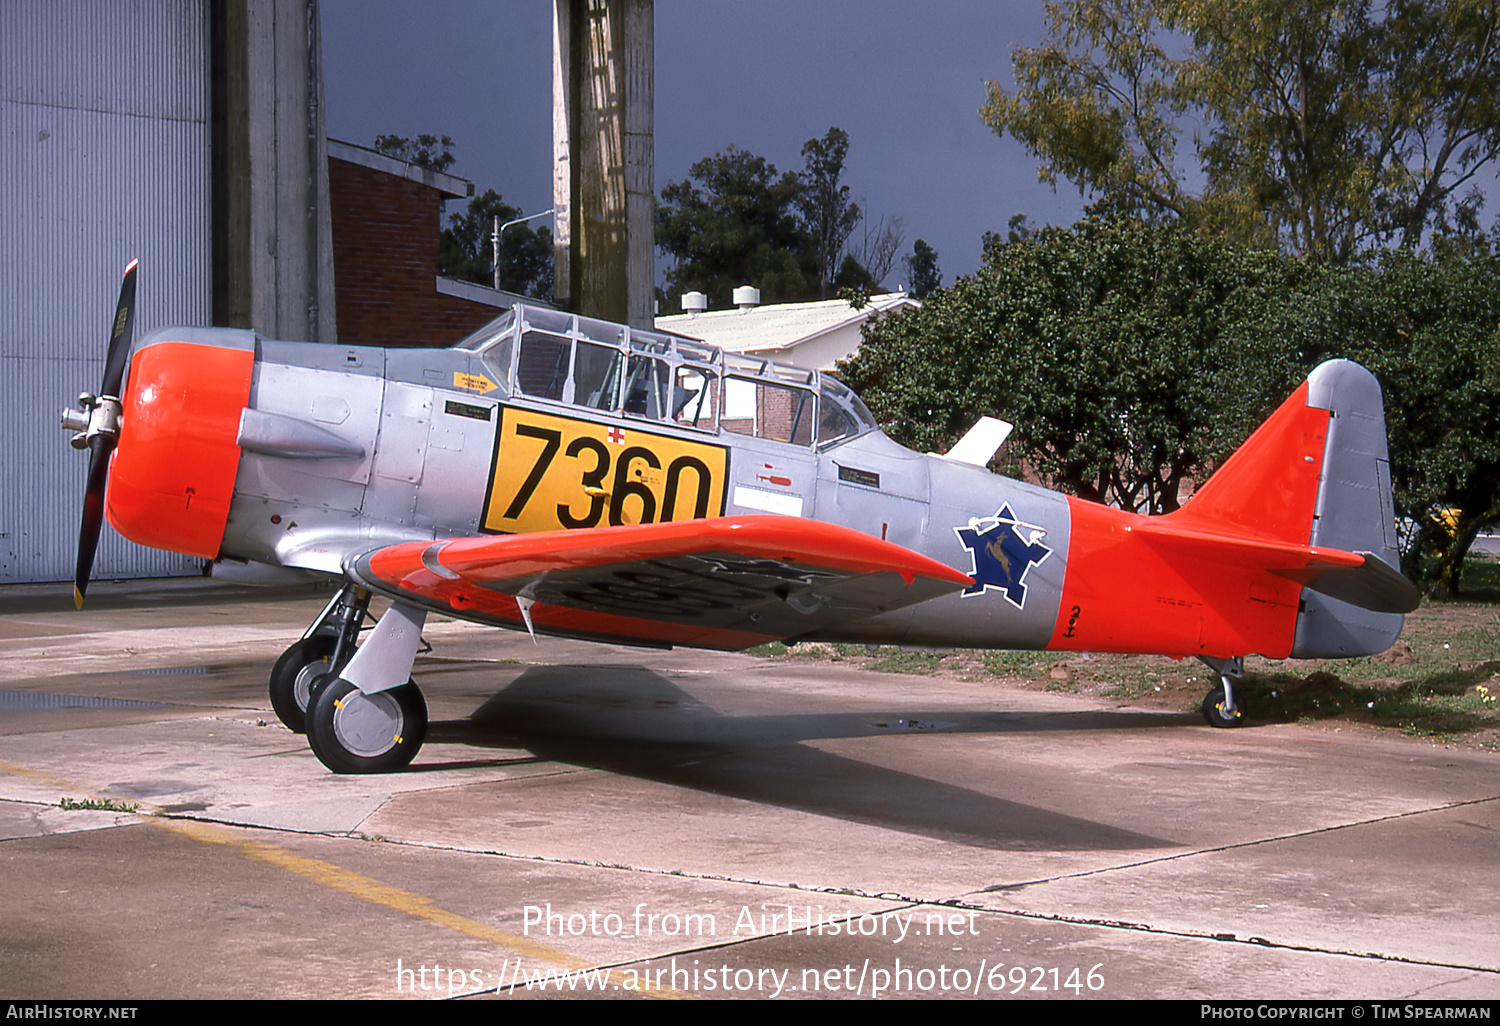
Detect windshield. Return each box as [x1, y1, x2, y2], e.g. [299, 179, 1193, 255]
[453, 309, 517, 351]
[816, 373, 878, 449]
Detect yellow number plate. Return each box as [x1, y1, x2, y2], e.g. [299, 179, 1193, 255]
[483, 408, 728, 534]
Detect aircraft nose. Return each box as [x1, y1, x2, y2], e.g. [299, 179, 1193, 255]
[105, 339, 255, 558]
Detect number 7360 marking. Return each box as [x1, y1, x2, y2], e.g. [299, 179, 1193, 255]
[483, 407, 728, 534]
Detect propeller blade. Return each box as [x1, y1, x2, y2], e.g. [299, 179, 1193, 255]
[74, 435, 113, 609]
[74, 258, 138, 609]
[101, 258, 138, 399]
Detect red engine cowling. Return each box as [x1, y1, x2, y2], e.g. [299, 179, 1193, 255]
[105, 340, 253, 558]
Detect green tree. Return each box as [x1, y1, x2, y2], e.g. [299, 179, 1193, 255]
[844, 214, 1500, 591]
[833, 253, 876, 291]
[904, 239, 942, 299]
[656, 146, 818, 309]
[1372, 256, 1500, 596]
[1248, 252, 1500, 593]
[373, 133, 457, 174]
[441, 190, 553, 300]
[658, 130, 910, 307]
[982, 0, 1500, 262]
[845, 217, 1300, 515]
[798, 127, 863, 297]
[373, 134, 552, 299]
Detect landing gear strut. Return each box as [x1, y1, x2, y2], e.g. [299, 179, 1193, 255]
[1198, 655, 1248, 727]
[302, 599, 430, 774]
[268, 585, 370, 733]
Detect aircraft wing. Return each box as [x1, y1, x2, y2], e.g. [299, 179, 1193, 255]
[345, 516, 974, 650]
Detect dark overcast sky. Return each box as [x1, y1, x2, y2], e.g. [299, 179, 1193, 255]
[320, 1, 1086, 288]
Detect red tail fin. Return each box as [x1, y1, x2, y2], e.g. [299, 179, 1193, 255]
[1171, 380, 1328, 543]
[1050, 362, 1412, 660]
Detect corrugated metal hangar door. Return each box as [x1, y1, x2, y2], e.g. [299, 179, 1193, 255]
[1, 1, 209, 582]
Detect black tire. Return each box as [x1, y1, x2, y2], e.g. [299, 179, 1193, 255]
[1202, 685, 1248, 728]
[269, 636, 339, 734]
[305, 677, 427, 774]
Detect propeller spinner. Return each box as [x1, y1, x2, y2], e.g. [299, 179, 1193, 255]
[61, 259, 139, 608]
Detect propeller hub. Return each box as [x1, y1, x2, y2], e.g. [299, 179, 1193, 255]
[85, 395, 123, 443]
[61, 395, 123, 448]
[60, 407, 90, 434]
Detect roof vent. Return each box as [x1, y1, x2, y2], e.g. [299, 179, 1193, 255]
[681, 291, 708, 313]
[732, 285, 761, 309]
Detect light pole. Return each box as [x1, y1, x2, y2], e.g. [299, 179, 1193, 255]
[492, 209, 555, 291]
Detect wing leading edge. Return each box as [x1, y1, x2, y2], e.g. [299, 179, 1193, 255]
[346, 516, 974, 651]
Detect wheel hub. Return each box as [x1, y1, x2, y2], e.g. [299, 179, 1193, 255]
[293, 659, 329, 713]
[331, 689, 405, 758]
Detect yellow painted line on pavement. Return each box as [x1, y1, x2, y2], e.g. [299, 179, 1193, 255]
[0, 759, 689, 998]
[156, 817, 581, 962]
[0, 759, 87, 792]
[155, 818, 692, 998]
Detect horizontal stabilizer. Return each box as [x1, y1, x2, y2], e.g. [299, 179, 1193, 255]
[1133, 522, 1419, 614]
[1272, 552, 1421, 614]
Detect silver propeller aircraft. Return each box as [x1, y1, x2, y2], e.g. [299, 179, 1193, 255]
[62, 263, 1419, 773]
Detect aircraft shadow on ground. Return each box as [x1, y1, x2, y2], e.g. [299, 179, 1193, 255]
[424, 664, 1185, 852]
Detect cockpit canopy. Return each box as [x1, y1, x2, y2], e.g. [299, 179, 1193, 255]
[454, 304, 877, 450]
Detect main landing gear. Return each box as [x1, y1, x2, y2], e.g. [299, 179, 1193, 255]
[1198, 655, 1248, 727]
[305, 677, 427, 774]
[268, 586, 370, 734]
[270, 585, 430, 773]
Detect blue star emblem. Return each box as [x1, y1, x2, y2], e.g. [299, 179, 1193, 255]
[954, 504, 1051, 608]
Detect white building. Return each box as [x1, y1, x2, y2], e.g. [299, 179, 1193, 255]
[655, 291, 921, 371]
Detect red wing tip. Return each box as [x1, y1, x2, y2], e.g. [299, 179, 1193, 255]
[124, 258, 139, 273]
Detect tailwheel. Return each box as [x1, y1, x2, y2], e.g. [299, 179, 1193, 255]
[268, 635, 338, 734]
[1198, 655, 1248, 728]
[306, 677, 427, 774]
[1201, 685, 1248, 728]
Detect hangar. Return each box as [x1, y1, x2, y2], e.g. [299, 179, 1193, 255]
[2, 0, 335, 584]
[1, 1, 549, 584]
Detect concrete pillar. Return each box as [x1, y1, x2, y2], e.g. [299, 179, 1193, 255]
[553, 0, 654, 328]
[213, 0, 337, 343]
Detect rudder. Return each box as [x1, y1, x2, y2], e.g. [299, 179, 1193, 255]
[1291, 360, 1405, 657]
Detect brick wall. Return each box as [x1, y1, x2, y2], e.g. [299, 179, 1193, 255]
[329, 156, 503, 348]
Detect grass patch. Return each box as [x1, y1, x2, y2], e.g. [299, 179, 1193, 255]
[738, 599, 1500, 749]
[1239, 670, 1498, 739]
[1461, 557, 1500, 597]
[981, 650, 1058, 677]
[864, 648, 948, 674]
[748, 641, 874, 662]
[1093, 658, 1191, 700]
[58, 797, 139, 813]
